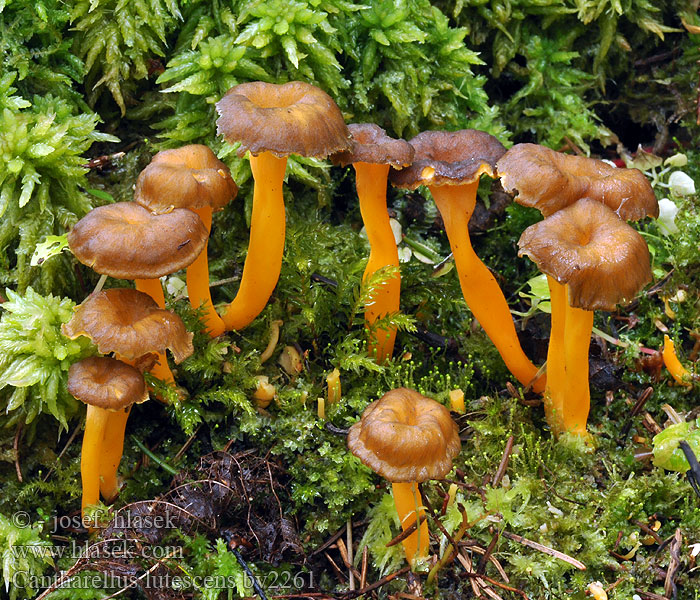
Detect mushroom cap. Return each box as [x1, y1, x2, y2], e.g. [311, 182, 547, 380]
[134, 145, 238, 214]
[62, 288, 194, 363]
[68, 356, 149, 410]
[68, 202, 208, 279]
[390, 130, 506, 189]
[347, 387, 461, 483]
[216, 81, 352, 158]
[518, 198, 652, 311]
[497, 143, 658, 220]
[331, 123, 414, 168]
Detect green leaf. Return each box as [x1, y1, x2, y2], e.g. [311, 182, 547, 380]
[30, 234, 70, 267]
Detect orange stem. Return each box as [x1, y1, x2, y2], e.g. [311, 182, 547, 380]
[561, 297, 594, 436]
[99, 406, 131, 502]
[222, 152, 288, 330]
[545, 277, 567, 433]
[392, 481, 429, 566]
[134, 277, 166, 308]
[81, 404, 109, 524]
[355, 162, 400, 363]
[663, 334, 692, 386]
[134, 278, 176, 394]
[430, 184, 544, 393]
[187, 206, 225, 337]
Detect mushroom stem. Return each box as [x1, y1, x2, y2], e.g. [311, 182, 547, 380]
[134, 277, 165, 307]
[429, 183, 544, 393]
[98, 406, 131, 503]
[134, 278, 176, 390]
[222, 152, 288, 330]
[355, 162, 401, 363]
[186, 206, 226, 337]
[544, 276, 567, 432]
[81, 404, 110, 522]
[391, 481, 429, 565]
[562, 297, 594, 435]
[662, 335, 692, 386]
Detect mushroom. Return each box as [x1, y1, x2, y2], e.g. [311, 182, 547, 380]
[67, 356, 149, 520]
[497, 144, 658, 431]
[61, 288, 194, 364]
[347, 387, 461, 566]
[215, 81, 352, 330]
[68, 202, 206, 385]
[390, 130, 544, 392]
[496, 143, 659, 219]
[134, 145, 239, 337]
[62, 288, 193, 500]
[331, 124, 414, 362]
[518, 198, 652, 435]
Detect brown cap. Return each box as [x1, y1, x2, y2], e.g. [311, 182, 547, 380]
[62, 288, 194, 363]
[68, 356, 148, 410]
[215, 81, 352, 158]
[68, 202, 208, 279]
[134, 145, 238, 214]
[331, 123, 414, 168]
[497, 143, 658, 220]
[390, 130, 506, 189]
[347, 387, 461, 482]
[518, 198, 652, 311]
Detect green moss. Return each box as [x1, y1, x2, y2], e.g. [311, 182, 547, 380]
[2, 2, 700, 598]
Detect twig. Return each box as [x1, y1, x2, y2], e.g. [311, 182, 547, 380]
[458, 560, 530, 600]
[14, 423, 23, 482]
[310, 273, 338, 288]
[335, 539, 361, 584]
[324, 551, 347, 583]
[427, 505, 473, 585]
[561, 136, 584, 156]
[680, 440, 700, 498]
[460, 541, 509, 582]
[266, 456, 284, 522]
[635, 590, 669, 600]
[477, 529, 501, 575]
[233, 548, 269, 600]
[633, 520, 663, 545]
[338, 566, 411, 599]
[454, 551, 482, 597]
[385, 514, 429, 547]
[360, 546, 368, 590]
[523, 363, 547, 395]
[346, 519, 354, 591]
[309, 520, 367, 557]
[172, 425, 201, 463]
[697, 60, 700, 126]
[642, 412, 663, 436]
[42, 420, 83, 482]
[646, 270, 675, 297]
[619, 387, 654, 442]
[324, 422, 349, 436]
[501, 531, 586, 570]
[132, 437, 178, 475]
[173, 276, 241, 302]
[634, 49, 679, 68]
[270, 595, 333, 599]
[664, 529, 682, 600]
[100, 555, 179, 600]
[492, 437, 514, 488]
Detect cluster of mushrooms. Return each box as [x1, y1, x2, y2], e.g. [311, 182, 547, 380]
[61, 81, 658, 561]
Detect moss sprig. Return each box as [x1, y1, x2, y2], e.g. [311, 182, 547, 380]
[0, 287, 95, 431]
